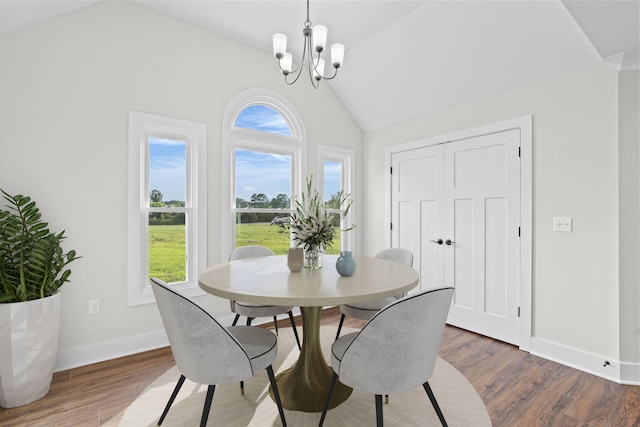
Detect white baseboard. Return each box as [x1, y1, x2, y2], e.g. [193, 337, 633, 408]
[55, 330, 170, 372]
[621, 361, 640, 385]
[530, 337, 640, 385]
[54, 309, 301, 372]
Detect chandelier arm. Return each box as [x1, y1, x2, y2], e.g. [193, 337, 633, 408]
[307, 61, 319, 88]
[283, 33, 311, 85]
[306, 38, 320, 88]
[306, 49, 337, 82]
[284, 66, 304, 86]
[320, 67, 339, 80]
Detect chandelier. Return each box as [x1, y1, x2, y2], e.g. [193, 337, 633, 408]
[272, 0, 345, 89]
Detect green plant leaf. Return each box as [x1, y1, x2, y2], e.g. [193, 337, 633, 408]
[0, 188, 81, 302]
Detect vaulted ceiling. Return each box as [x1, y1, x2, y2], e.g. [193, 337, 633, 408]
[1, 0, 638, 131]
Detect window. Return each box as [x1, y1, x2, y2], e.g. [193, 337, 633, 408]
[234, 105, 293, 136]
[128, 112, 207, 305]
[317, 145, 355, 253]
[222, 90, 306, 258]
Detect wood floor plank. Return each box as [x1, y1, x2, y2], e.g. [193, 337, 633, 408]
[0, 307, 638, 427]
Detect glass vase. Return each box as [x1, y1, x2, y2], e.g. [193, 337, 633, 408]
[304, 245, 323, 269]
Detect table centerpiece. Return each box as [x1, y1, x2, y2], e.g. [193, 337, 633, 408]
[284, 176, 354, 269]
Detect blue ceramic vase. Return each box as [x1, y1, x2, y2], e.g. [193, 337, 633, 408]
[336, 251, 357, 277]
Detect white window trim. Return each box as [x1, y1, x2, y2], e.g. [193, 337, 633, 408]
[222, 89, 307, 261]
[317, 145, 356, 252]
[128, 111, 207, 306]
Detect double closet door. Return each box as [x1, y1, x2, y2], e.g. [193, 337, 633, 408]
[390, 129, 521, 345]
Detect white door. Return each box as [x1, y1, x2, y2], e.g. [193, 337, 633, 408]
[390, 129, 521, 345]
[391, 145, 445, 291]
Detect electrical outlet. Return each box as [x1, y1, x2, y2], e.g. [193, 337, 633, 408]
[89, 299, 100, 315]
[553, 217, 572, 232]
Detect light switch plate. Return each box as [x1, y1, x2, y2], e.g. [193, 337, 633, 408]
[553, 217, 572, 232]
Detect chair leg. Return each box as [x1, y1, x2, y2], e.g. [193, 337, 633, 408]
[158, 374, 186, 425]
[375, 394, 384, 427]
[335, 314, 346, 340]
[239, 315, 252, 394]
[274, 316, 279, 335]
[232, 314, 240, 326]
[200, 385, 216, 427]
[423, 381, 448, 427]
[287, 311, 301, 350]
[319, 371, 339, 427]
[266, 365, 287, 427]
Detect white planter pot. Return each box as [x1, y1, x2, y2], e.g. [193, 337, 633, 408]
[0, 293, 62, 408]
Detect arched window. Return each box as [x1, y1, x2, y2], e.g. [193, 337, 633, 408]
[222, 90, 306, 258]
[222, 90, 356, 259]
[234, 105, 293, 136]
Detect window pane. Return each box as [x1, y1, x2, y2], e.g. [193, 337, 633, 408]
[148, 213, 186, 283]
[149, 138, 186, 204]
[323, 160, 342, 206]
[325, 212, 341, 255]
[235, 213, 292, 254]
[235, 148, 292, 206]
[234, 105, 292, 136]
[323, 160, 345, 254]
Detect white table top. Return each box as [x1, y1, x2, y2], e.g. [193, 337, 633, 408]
[198, 255, 419, 307]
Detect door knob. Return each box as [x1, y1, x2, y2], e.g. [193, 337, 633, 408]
[430, 239, 443, 245]
[445, 239, 455, 246]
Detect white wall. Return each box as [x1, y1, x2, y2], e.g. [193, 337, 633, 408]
[618, 70, 640, 383]
[0, 0, 363, 369]
[363, 63, 637, 380]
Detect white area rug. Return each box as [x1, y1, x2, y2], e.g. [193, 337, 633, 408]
[111, 327, 491, 426]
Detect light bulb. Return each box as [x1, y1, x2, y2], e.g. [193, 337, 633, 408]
[273, 33, 287, 59]
[331, 43, 345, 68]
[280, 52, 292, 75]
[313, 25, 327, 53]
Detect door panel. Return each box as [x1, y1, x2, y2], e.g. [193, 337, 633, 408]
[485, 197, 508, 318]
[451, 198, 473, 309]
[420, 200, 439, 290]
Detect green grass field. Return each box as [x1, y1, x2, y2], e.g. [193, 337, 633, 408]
[149, 225, 187, 283]
[149, 223, 341, 282]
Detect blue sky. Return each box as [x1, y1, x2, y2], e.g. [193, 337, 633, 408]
[235, 149, 292, 201]
[235, 105, 292, 136]
[149, 138, 186, 202]
[149, 106, 341, 203]
[234, 153, 341, 202]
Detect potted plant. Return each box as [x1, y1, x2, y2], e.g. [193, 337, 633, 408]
[283, 176, 354, 268]
[0, 189, 80, 408]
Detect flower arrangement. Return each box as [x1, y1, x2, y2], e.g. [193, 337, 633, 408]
[282, 176, 354, 266]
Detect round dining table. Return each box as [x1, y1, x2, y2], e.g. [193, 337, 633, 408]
[198, 254, 419, 412]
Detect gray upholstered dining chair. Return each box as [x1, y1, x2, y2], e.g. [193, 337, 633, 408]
[229, 245, 301, 350]
[319, 287, 454, 427]
[150, 278, 287, 427]
[335, 248, 414, 340]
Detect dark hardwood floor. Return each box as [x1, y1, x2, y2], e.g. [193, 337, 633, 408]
[1, 307, 638, 426]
